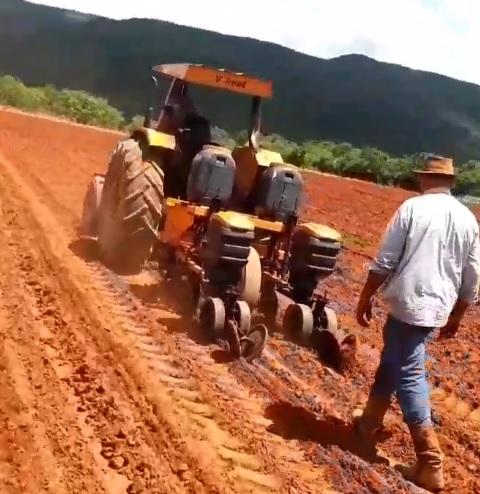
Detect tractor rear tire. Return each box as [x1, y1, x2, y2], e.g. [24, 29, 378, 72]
[97, 138, 164, 273]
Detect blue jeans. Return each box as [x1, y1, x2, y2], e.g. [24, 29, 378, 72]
[370, 315, 434, 426]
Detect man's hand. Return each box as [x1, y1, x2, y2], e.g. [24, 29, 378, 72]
[439, 315, 461, 339]
[439, 298, 470, 339]
[356, 294, 374, 327]
[356, 270, 389, 327]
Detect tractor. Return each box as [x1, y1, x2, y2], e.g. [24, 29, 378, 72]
[80, 63, 356, 366]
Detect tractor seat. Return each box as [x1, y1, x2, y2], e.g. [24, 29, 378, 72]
[176, 113, 212, 156]
[166, 114, 213, 200]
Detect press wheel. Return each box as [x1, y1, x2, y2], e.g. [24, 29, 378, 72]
[321, 306, 338, 331]
[233, 300, 251, 336]
[199, 297, 225, 336]
[315, 306, 350, 371]
[282, 303, 314, 343]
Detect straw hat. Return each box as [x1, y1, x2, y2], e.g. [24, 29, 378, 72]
[414, 154, 455, 176]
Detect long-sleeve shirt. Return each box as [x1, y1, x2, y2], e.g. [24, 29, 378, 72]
[371, 192, 480, 327]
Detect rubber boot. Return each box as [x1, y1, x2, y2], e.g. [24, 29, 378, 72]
[353, 394, 390, 440]
[396, 424, 444, 492]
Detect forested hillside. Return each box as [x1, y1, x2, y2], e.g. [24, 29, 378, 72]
[2, 0, 480, 162]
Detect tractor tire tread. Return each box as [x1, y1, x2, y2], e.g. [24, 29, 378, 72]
[97, 138, 164, 273]
[125, 185, 148, 203]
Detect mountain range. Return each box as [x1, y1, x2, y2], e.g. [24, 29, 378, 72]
[2, 0, 480, 161]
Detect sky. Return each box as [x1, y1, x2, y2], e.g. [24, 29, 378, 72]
[30, 0, 480, 85]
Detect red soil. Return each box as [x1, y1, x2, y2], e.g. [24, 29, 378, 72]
[0, 107, 478, 493]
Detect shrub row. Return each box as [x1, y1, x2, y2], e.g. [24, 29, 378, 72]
[2, 74, 479, 196]
[254, 133, 480, 196]
[0, 75, 124, 129]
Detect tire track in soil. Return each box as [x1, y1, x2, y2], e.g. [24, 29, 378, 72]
[91, 268, 323, 493]
[0, 113, 412, 494]
[1, 109, 479, 492]
[106, 274, 433, 493]
[0, 155, 260, 493]
[74, 258, 400, 494]
[79, 255, 426, 493]
[0, 167, 190, 493]
[0, 207, 124, 492]
[136, 278, 432, 493]
[0, 117, 428, 492]
[136, 249, 480, 492]
[0, 152, 317, 492]
[0, 319, 68, 494]
[75, 240, 421, 490]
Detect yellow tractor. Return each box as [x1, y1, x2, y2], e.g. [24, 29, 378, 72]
[80, 63, 355, 365]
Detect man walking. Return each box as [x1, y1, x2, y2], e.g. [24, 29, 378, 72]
[355, 155, 480, 491]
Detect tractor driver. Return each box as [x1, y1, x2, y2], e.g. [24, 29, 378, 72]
[160, 93, 213, 198]
[156, 90, 197, 135]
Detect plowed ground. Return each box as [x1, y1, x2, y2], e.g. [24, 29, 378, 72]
[0, 107, 478, 493]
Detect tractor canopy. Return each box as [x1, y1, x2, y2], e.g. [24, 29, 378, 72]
[152, 64, 273, 99]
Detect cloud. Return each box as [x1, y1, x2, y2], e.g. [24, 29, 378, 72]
[29, 0, 480, 85]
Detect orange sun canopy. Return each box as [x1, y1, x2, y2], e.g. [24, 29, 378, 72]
[152, 64, 273, 99]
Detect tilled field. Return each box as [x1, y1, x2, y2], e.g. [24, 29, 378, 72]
[0, 108, 478, 493]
